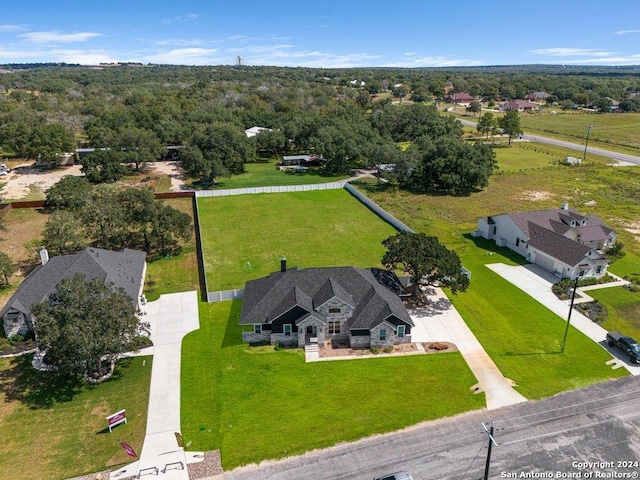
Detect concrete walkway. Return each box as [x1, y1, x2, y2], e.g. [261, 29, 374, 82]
[410, 288, 527, 410]
[487, 263, 640, 376]
[110, 291, 203, 480]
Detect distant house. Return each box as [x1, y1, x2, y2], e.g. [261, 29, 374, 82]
[474, 203, 615, 279]
[239, 262, 414, 349]
[244, 126, 271, 138]
[501, 99, 537, 112]
[445, 92, 475, 106]
[280, 154, 324, 167]
[1, 247, 147, 337]
[524, 91, 551, 102]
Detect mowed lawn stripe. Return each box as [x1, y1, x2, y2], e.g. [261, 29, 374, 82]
[197, 189, 399, 291]
[181, 300, 485, 470]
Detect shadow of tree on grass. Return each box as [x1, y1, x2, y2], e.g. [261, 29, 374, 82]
[0, 354, 130, 409]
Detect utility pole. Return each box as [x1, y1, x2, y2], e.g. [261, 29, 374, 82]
[582, 124, 592, 162]
[482, 421, 498, 480]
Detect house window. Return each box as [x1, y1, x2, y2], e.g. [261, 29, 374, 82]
[328, 321, 341, 335]
[254, 324, 262, 334]
[516, 238, 520, 247]
[328, 308, 341, 314]
[380, 329, 386, 341]
[283, 324, 292, 336]
[596, 265, 602, 274]
[397, 325, 405, 337]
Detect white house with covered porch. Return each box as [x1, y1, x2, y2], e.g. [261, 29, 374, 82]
[239, 262, 413, 349]
[474, 203, 615, 279]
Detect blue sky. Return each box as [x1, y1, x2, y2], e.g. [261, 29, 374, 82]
[1, 0, 639, 67]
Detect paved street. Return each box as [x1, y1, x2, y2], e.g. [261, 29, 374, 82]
[212, 376, 640, 480]
[457, 118, 640, 165]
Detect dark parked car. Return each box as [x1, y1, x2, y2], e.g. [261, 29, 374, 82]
[374, 472, 414, 480]
[607, 331, 640, 364]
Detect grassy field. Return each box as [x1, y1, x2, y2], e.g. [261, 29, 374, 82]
[520, 111, 640, 155]
[181, 300, 485, 470]
[197, 189, 398, 291]
[200, 161, 349, 189]
[493, 142, 612, 172]
[0, 355, 152, 480]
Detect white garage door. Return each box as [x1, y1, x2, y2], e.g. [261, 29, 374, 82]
[536, 254, 555, 272]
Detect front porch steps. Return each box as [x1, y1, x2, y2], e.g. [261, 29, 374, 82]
[304, 343, 320, 361]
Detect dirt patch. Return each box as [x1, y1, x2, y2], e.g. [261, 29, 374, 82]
[0, 164, 83, 200]
[149, 161, 187, 191]
[519, 190, 554, 201]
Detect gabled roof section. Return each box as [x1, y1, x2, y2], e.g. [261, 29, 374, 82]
[0, 247, 146, 319]
[527, 221, 591, 266]
[313, 277, 353, 309]
[507, 208, 610, 239]
[239, 266, 412, 330]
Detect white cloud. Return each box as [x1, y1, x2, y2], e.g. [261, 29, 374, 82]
[561, 54, 640, 65]
[155, 38, 209, 47]
[0, 48, 43, 59]
[0, 24, 23, 32]
[22, 31, 102, 44]
[530, 47, 615, 57]
[145, 47, 222, 65]
[385, 55, 485, 68]
[50, 49, 117, 65]
[162, 13, 199, 24]
[615, 29, 640, 35]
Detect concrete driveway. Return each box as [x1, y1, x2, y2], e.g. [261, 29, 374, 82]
[487, 263, 640, 376]
[110, 291, 203, 480]
[410, 288, 527, 410]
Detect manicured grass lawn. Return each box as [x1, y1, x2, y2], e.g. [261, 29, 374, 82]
[197, 189, 398, 291]
[181, 300, 485, 470]
[588, 287, 640, 339]
[208, 161, 349, 189]
[446, 237, 627, 399]
[608, 251, 640, 278]
[0, 355, 152, 480]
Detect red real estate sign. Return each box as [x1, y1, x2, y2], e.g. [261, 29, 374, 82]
[120, 442, 137, 458]
[106, 409, 127, 432]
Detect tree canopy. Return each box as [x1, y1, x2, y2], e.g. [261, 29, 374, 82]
[32, 274, 149, 379]
[382, 231, 469, 298]
[499, 110, 524, 145]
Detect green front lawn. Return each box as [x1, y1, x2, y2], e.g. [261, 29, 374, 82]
[0, 356, 152, 480]
[181, 301, 485, 470]
[588, 287, 640, 339]
[197, 189, 398, 291]
[204, 161, 349, 189]
[448, 237, 627, 399]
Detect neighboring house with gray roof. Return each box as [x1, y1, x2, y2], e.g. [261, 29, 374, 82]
[1, 247, 146, 337]
[474, 203, 615, 279]
[239, 261, 413, 349]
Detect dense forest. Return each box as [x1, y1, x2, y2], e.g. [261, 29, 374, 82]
[0, 64, 639, 193]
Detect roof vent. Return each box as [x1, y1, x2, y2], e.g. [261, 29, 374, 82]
[39, 247, 49, 265]
[561, 202, 569, 210]
[280, 256, 287, 273]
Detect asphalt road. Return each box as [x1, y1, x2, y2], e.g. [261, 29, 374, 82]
[219, 376, 640, 480]
[457, 118, 640, 166]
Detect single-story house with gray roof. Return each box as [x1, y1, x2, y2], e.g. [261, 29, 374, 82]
[1, 247, 146, 338]
[239, 262, 413, 349]
[474, 203, 615, 279]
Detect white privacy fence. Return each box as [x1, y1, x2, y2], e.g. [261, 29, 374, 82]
[196, 182, 346, 198]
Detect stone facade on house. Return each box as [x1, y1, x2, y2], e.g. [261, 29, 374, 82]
[239, 264, 413, 349]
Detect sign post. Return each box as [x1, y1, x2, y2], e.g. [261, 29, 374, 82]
[106, 409, 127, 432]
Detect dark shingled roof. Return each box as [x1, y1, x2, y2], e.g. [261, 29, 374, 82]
[0, 248, 146, 318]
[240, 266, 412, 331]
[527, 222, 591, 266]
[505, 208, 611, 239]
